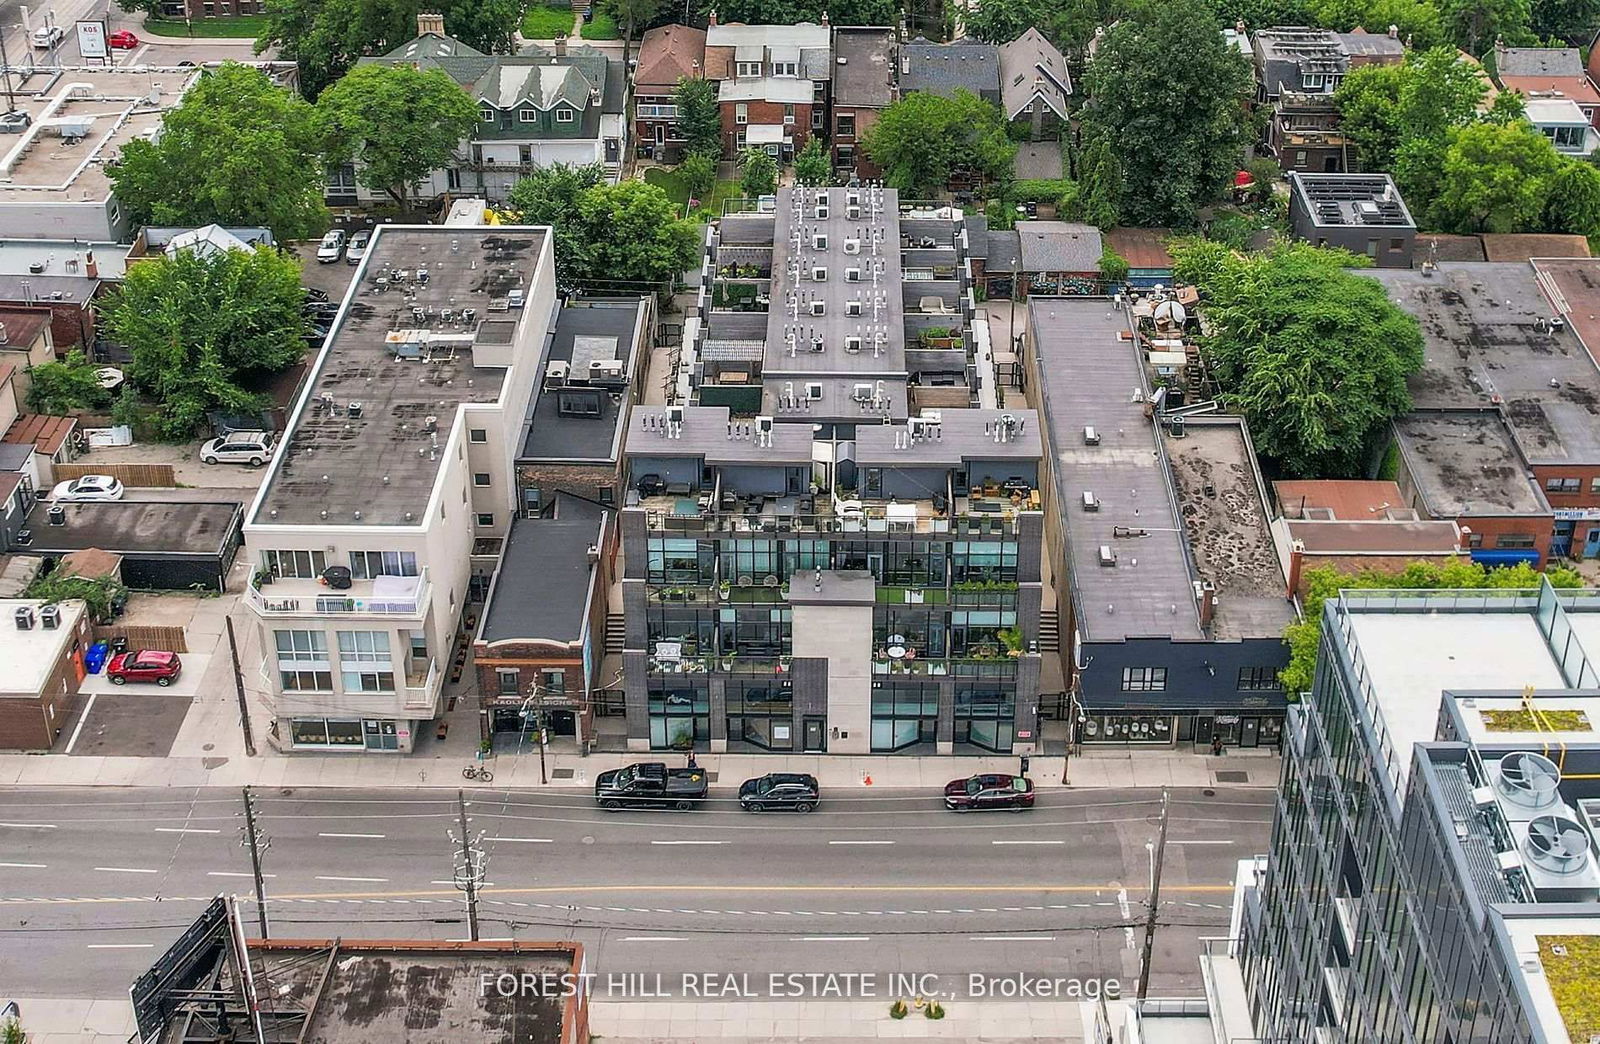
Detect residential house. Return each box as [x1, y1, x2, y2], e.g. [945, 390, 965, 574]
[0, 240, 114, 354]
[997, 28, 1070, 141]
[1288, 172, 1415, 267]
[0, 598, 91, 750]
[830, 26, 895, 177]
[0, 308, 57, 408]
[1270, 478, 1464, 597]
[1252, 27, 1403, 172]
[897, 36, 1000, 105]
[346, 15, 627, 203]
[1524, 96, 1599, 156]
[1495, 43, 1600, 128]
[633, 23, 707, 162]
[1015, 221, 1103, 295]
[703, 21, 832, 161]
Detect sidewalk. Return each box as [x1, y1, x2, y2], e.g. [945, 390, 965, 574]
[0, 744, 1277, 791]
[589, 999, 1089, 1040]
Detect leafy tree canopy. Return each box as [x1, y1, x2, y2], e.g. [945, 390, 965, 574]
[738, 147, 779, 198]
[794, 137, 831, 186]
[316, 63, 479, 208]
[505, 164, 608, 287]
[103, 247, 306, 440]
[1171, 240, 1424, 477]
[674, 77, 724, 160]
[965, 0, 1127, 58]
[861, 90, 1016, 198]
[258, 0, 519, 98]
[699, 0, 898, 27]
[508, 171, 696, 292]
[1441, 0, 1535, 52]
[108, 63, 328, 242]
[1078, 0, 1253, 227]
[26, 350, 110, 416]
[1532, 0, 1600, 40]
[679, 151, 718, 201]
[1309, 0, 1444, 47]
[1433, 119, 1565, 232]
[1281, 561, 1580, 693]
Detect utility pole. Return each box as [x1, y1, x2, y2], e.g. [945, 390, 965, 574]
[1137, 786, 1171, 1000]
[523, 683, 550, 785]
[451, 790, 486, 942]
[225, 617, 257, 757]
[239, 786, 270, 938]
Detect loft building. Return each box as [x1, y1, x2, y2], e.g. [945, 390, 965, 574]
[620, 186, 1043, 756]
[1288, 172, 1416, 267]
[1239, 579, 1600, 1044]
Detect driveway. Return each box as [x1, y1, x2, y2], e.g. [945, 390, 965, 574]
[80, 651, 215, 697]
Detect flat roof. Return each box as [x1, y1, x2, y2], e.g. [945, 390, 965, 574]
[0, 598, 85, 695]
[1286, 518, 1462, 554]
[854, 409, 1042, 467]
[1393, 411, 1550, 516]
[1164, 421, 1293, 640]
[1290, 172, 1415, 230]
[1274, 479, 1410, 519]
[23, 500, 241, 555]
[1531, 257, 1600, 372]
[517, 297, 647, 462]
[480, 506, 603, 645]
[832, 27, 894, 107]
[0, 240, 125, 280]
[1499, 915, 1600, 1044]
[1367, 263, 1600, 464]
[255, 226, 546, 526]
[627, 404, 815, 465]
[1030, 299, 1202, 643]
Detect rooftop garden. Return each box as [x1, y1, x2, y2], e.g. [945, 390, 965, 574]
[1481, 709, 1593, 733]
[1539, 935, 1600, 1043]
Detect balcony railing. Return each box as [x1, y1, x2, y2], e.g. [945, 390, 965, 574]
[403, 657, 441, 712]
[245, 569, 430, 617]
[637, 104, 679, 118]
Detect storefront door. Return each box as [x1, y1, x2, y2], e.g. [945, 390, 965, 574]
[363, 719, 398, 751]
[1241, 717, 1260, 748]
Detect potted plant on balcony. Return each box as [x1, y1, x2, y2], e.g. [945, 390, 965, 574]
[998, 627, 1023, 657]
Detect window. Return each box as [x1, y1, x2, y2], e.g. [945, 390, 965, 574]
[477, 513, 495, 527]
[1546, 477, 1581, 493]
[836, 113, 855, 137]
[555, 107, 575, 124]
[263, 549, 327, 579]
[342, 670, 396, 693]
[871, 683, 937, 751]
[410, 634, 428, 659]
[783, 104, 795, 125]
[1496, 534, 1536, 549]
[599, 486, 615, 505]
[519, 108, 537, 122]
[1466, 531, 1483, 548]
[540, 668, 565, 695]
[773, 60, 797, 76]
[348, 551, 418, 579]
[291, 718, 363, 746]
[1591, 477, 1600, 494]
[498, 669, 520, 695]
[474, 473, 491, 486]
[1121, 667, 1167, 692]
[736, 103, 749, 125]
[276, 630, 329, 663]
[281, 670, 333, 692]
[469, 428, 488, 443]
[480, 106, 495, 123]
[337, 631, 391, 663]
[736, 61, 761, 77]
[1238, 666, 1281, 691]
[1302, 73, 1325, 89]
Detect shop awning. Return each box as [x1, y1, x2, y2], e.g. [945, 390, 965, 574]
[1470, 549, 1541, 567]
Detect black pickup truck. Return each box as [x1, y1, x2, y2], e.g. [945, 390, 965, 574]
[594, 762, 709, 810]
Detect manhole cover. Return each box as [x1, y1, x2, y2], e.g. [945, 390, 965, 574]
[1214, 770, 1249, 783]
[551, 768, 575, 779]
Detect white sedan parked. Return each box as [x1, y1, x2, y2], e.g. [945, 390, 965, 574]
[50, 475, 125, 502]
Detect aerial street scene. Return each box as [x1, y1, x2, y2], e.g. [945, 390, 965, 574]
[4, 0, 1600, 1040]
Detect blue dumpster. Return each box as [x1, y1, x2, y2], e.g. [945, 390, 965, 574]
[85, 642, 109, 674]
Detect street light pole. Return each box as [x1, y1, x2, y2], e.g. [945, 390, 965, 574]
[239, 786, 270, 938]
[453, 790, 483, 942]
[1137, 786, 1171, 1000]
[521, 682, 549, 785]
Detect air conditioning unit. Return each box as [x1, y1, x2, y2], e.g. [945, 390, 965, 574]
[545, 360, 570, 384]
[810, 300, 826, 316]
[47, 506, 66, 526]
[14, 529, 31, 547]
[813, 234, 828, 250]
[665, 404, 686, 425]
[805, 383, 824, 400]
[755, 415, 775, 434]
[812, 267, 827, 282]
[816, 190, 829, 206]
[40, 604, 60, 630]
[1082, 491, 1100, 512]
[843, 238, 861, 255]
[589, 359, 625, 381]
[14, 606, 34, 630]
[845, 335, 862, 352]
[846, 301, 862, 316]
[1098, 545, 1117, 567]
[852, 382, 873, 402]
[1083, 426, 1100, 445]
[845, 268, 861, 282]
[846, 204, 861, 219]
[815, 206, 829, 220]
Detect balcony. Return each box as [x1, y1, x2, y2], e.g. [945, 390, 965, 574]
[403, 657, 441, 712]
[637, 104, 679, 119]
[245, 569, 430, 619]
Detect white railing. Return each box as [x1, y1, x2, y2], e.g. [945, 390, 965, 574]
[245, 568, 431, 617]
[403, 658, 440, 711]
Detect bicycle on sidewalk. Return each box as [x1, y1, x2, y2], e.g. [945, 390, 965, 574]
[462, 763, 494, 783]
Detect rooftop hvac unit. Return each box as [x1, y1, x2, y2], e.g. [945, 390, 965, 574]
[40, 604, 60, 630]
[14, 606, 34, 630]
[1494, 751, 1563, 813]
[589, 359, 625, 381]
[847, 204, 861, 219]
[546, 360, 571, 384]
[665, 404, 686, 425]
[846, 301, 862, 317]
[852, 382, 873, 402]
[1098, 545, 1117, 567]
[805, 383, 823, 400]
[1083, 426, 1100, 445]
[1082, 491, 1100, 511]
[845, 268, 861, 282]
[755, 416, 774, 433]
[813, 234, 828, 250]
[810, 300, 826, 316]
[812, 267, 828, 282]
[816, 190, 829, 206]
[845, 335, 862, 352]
[816, 206, 829, 220]
[14, 529, 31, 547]
[844, 238, 861, 255]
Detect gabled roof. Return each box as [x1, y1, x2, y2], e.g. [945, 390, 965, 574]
[635, 23, 707, 89]
[381, 32, 485, 61]
[1017, 221, 1102, 273]
[998, 28, 1070, 120]
[488, 63, 594, 111]
[900, 36, 1000, 100]
[1496, 46, 1583, 78]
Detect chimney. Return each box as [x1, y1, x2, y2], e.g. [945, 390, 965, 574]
[554, 31, 567, 56]
[417, 11, 445, 37]
[85, 250, 98, 279]
[1387, 23, 1399, 37]
[707, 8, 717, 26]
[822, 9, 830, 25]
[1196, 580, 1217, 628]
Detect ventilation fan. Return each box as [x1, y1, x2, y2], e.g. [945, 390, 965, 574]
[1524, 814, 1592, 875]
[1495, 751, 1562, 809]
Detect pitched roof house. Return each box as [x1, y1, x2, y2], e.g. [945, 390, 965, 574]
[1494, 43, 1600, 129]
[703, 22, 832, 158]
[633, 23, 708, 160]
[998, 28, 1070, 138]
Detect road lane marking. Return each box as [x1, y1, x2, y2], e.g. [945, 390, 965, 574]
[318, 832, 385, 839]
[1171, 840, 1234, 845]
[94, 867, 158, 874]
[0, 862, 46, 869]
[87, 943, 154, 949]
[64, 693, 97, 755]
[790, 936, 870, 942]
[487, 837, 553, 843]
[972, 935, 1057, 942]
[649, 840, 725, 845]
[0, 823, 56, 829]
[315, 876, 388, 883]
[621, 936, 687, 942]
[208, 871, 276, 879]
[828, 840, 894, 845]
[155, 827, 221, 834]
[991, 840, 1064, 845]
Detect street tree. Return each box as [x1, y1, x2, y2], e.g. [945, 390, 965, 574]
[861, 90, 1016, 198]
[738, 148, 779, 198]
[506, 164, 607, 286]
[574, 181, 700, 291]
[26, 351, 109, 416]
[1433, 120, 1565, 232]
[107, 63, 328, 243]
[674, 77, 724, 159]
[102, 247, 306, 440]
[1440, 0, 1534, 52]
[1171, 240, 1424, 477]
[604, 0, 664, 72]
[257, 0, 519, 99]
[793, 137, 831, 186]
[1077, 0, 1253, 227]
[316, 64, 479, 209]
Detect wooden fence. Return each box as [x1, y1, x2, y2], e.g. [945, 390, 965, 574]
[93, 624, 188, 653]
[55, 463, 177, 488]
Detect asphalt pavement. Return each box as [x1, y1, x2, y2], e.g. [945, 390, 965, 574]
[0, 785, 1271, 1002]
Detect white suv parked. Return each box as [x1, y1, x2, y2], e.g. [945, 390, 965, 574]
[200, 430, 275, 467]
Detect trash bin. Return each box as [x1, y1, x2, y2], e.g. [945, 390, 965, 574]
[111, 636, 129, 655]
[85, 642, 109, 674]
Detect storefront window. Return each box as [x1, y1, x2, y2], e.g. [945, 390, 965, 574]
[872, 682, 938, 751]
[728, 678, 793, 750]
[290, 718, 365, 747]
[649, 680, 709, 750]
[1081, 713, 1173, 744]
[954, 684, 1014, 752]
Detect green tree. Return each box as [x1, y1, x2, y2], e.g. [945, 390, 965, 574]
[573, 181, 700, 290]
[674, 77, 723, 159]
[738, 147, 779, 198]
[1078, 0, 1253, 227]
[794, 137, 831, 186]
[1280, 561, 1581, 693]
[107, 63, 327, 242]
[1544, 159, 1600, 235]
[679, 150, 718, 202]
[1335, 62, 1408, 170]
[316, 64, 478, 209]
[258, 0, 520, 98]
[1098, 245, 1130, 284]
[1532, 0, 1600, 39]
[699, 0, 898, 25]
[505, 164, 607, 286]
[1433, 120, 1565, 232]
[1171, 240, 1424, 476]
[1441, 0, 1534, 51]
[862, 89, 1017, 198]
[102, 247, 306, 440]
[26, 350, 109, 416]
[604, 0, 664, 72]
[1310, 0, 1444, 48]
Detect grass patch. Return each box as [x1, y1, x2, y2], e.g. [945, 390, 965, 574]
[143, 13, 268, 37]
[643, 166, 690, 208]
[1540, 935, 1600, 1042]
[580, 9, 619, 39]
[520, 3, 574, 39]
[1481, 708, 1592, 732]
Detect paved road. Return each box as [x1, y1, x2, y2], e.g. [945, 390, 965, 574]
[2, 0, 266, 67]
[0, 785, 1271, 1000]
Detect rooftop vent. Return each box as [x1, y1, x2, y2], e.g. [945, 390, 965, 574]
[1082, 491, 1100, 512]
[1524, 814, 1591, 876]
[1494, 751, 1563, 811]
[1098, 545, 1116, 567]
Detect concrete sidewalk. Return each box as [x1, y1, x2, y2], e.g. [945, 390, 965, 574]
[0, 745, 1277, 791]
[589, 999, 1089, 1040]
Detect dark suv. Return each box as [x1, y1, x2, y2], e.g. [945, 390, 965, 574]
[739, 773, 820, 812]
[943, 773, 1035, 812]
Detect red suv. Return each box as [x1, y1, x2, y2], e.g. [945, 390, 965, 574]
[108, 30, 139, 48]
[106, 650, 182, 686]
[944, 773, 1035, 812]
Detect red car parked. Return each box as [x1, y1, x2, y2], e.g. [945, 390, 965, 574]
[106, 650, 181, 686]
[943, 773, 1035, 812]
[108, 30, 139, 48]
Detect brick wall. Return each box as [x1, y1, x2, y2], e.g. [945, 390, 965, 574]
[720, 100, 813, 155]
[516, 462, 622, 512]
[1458, 513, 1553, 564]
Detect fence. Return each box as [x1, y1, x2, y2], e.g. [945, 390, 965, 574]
[94, 624, 188, 653]
[56, 462, 177, 488]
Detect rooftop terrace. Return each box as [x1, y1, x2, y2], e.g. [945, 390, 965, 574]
[254, 226, 547, 527]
